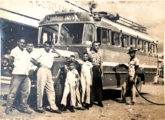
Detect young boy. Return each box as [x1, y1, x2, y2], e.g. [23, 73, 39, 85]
[60, 62, 82, 112]
[81, 52, 93, 109]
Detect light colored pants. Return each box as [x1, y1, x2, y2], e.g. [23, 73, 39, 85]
[81, 71, 92, 104]
[121, 76, 137, 103]
[61, 83, 81, 107]
[37, 66, 57, 110]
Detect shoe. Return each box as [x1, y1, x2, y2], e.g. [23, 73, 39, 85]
[36, 108, 45, 113]
[82, 103, 86, 107]
[131, 101, 135, 105]
[89, 103, 93, 107]
[69, 106, 75, 112]
[49, 108, 61, 114]
[98, 102, 104, 107]
[85, 104, 90, 110]
[60, 104, 66, 111]
[50, 109, 61, 114]
[76, 106, 86, 110]
[18, 105, 32, 114]
[121, 98, 126, 103]
[5, 107, 13, 115]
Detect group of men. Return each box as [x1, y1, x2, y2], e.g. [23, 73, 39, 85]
[5, 38, 139, 115]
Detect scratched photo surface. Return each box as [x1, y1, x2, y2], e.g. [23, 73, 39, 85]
[0, 0, 165, 120]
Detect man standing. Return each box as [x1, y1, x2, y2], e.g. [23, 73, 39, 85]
[88, 41, 103, 107]
[24, 43, 37, 81]
[121, 47, 139, 105]
[5, 38, 32, 115]
[35, 41, 61, 113]
[14, 42, 35, 108]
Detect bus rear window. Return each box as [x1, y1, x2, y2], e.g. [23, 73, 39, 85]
[60, 23, 84, 45]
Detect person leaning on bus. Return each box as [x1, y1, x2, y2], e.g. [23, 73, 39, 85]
[88, 41, 104, 107]
[121, 47, 139, 105]
[31, 41, 61, 113]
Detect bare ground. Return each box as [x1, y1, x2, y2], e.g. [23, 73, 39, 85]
[0, 83, 165, 120]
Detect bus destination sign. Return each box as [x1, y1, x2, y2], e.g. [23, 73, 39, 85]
[46, 13, 79, 22]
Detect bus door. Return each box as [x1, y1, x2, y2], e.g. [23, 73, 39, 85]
[96, 27, 116, 88]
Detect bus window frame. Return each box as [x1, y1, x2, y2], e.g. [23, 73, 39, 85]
[101, 28, 110, 45]
[130, 36, 136, 47]
[96, 26, 112, 46]
[111, 31, 121, 46]
[121, 34, 129, 48]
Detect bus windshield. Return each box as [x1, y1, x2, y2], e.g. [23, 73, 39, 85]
[60, 23, 84, 45]
[39, 24, 59, 44]
[39, 23, 94, 45]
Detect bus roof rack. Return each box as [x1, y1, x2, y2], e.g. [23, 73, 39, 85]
[116, 16, 147, 33]
[96, 11, 147, 33]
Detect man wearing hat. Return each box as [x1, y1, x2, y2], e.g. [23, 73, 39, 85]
[121, 47, 139, 105]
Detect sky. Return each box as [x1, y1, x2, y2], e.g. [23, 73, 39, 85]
[0, 0, 165, 52]
[75, 0, 165, 53]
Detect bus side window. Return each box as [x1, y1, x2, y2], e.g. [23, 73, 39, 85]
[148, 43, 152, 54]
[154, 44, 158, 54]
[101, 28, 109, 45]
[112, 32, 120, 46]
[97, 27, 101, 43]
[144, 41, 149, 53]
[150, 44, 154, 54]
[130, 37, 136, 47]
[142, 40, 145, 51]
[150, 43, 156, 55]
[153, 44, 156, 54]
[138, 39, 143, 51]
[121, 35, 129, 48]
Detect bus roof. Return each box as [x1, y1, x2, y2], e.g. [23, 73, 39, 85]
[40, 11, 156, 43]
[102, 18, 156, 43]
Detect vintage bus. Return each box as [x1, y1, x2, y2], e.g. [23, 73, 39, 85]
[37, 11, 158, 90]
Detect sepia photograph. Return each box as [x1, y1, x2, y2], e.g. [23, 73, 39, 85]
[0, 0, 165, 120]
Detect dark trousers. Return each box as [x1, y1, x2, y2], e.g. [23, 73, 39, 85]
[6, 75, 31, 107]
[91, 66, 103, 103]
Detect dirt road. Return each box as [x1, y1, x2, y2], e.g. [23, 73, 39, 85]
[0, 83, 165, 120]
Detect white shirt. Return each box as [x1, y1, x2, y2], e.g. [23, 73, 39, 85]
[23, 50, 37, 73]
[81, 61, 93, 73]
[65, 69, 79, 87]
[128, 57, 139, 77]
[37, 49, 59, 69]
[11, 46, 30, 75]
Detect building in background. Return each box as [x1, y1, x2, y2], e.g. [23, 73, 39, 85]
[0, 0, 83, 55]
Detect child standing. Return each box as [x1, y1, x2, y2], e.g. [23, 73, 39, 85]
[60, 62, 82, 112]
[81, 52, 93, 109]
